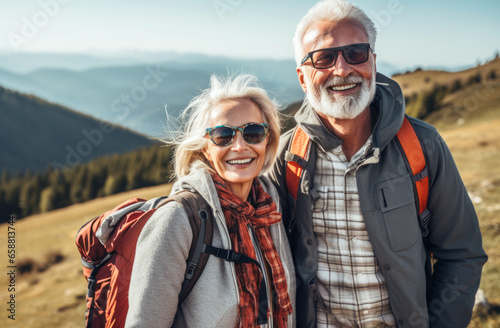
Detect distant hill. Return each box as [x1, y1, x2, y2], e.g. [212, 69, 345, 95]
[0, 86, 155, 174]
[0, 52, 175, 73]
[392, 57, 500, 127]
[0, 51, 402, 76]
[392, 57, 500, 95]
[0, 53, 401, 136]
[0, 56, 303, 136]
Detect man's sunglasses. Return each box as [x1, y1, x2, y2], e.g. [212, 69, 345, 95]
[205, 123, 269, 147]
[301, 43, 372, 69]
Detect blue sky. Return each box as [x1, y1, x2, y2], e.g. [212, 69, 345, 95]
[0, 0, 499, 69]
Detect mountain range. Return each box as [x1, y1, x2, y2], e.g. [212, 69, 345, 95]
[0, 52, 401, 136]
[0, 51, 402, 75]
[3, 51, 494, 175]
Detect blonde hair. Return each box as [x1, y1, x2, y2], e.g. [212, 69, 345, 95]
[293, 0, 377, 66]
[171, 74, 281, 178]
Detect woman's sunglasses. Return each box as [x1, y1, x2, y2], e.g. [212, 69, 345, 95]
[301, 43, 372, 69]
[205, 123, 269, 147]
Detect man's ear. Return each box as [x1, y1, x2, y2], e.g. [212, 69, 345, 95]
[297, 67, 308, 93]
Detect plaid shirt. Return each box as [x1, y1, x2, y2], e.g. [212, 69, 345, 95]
[312, 136, 396, 328]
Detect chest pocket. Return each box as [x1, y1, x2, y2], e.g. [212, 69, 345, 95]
[312, 185, 329, 212]
[377, 175, 420, 252]
[311, 186, 333, 235]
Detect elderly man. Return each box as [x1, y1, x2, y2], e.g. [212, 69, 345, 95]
[268, 0, 487, 327]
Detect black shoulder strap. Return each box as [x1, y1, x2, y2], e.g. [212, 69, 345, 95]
[162, 190, 214, 303]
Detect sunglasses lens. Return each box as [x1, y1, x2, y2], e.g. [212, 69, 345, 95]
[312, 50, 337, 69]
[211, 127, 233, 146]
[344, 44, 369, 64]
[243, 124, 266, 143]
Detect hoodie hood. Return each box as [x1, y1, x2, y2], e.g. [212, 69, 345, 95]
[294, 72, 405, 153]
[170, 162, 223, 211]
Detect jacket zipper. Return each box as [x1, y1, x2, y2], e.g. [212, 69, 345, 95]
[248, 225, 273, 328]
[354, 147, 380, 172]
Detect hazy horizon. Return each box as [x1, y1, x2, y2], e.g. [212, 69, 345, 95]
[1, 0, 498, 69]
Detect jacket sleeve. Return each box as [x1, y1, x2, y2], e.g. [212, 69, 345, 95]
[423, 127, 487, 328]
[266, 133, 293, 233]
[125, 202, 193, 328]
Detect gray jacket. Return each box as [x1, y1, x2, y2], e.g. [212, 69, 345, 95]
[267, 73, 487, 328]
[125, 163, 296, 328]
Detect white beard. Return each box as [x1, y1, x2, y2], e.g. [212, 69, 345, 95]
[305, 71, 376, 119]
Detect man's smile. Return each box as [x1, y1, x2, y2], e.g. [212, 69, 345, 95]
[328, 83, 358, 91]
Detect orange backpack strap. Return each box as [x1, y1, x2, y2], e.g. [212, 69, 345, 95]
[285, 126, 311, 205]
[396, 116, 430, 233]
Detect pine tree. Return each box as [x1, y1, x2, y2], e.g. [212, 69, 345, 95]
[19, 177, 42, 217]
[1, 169, 10, 186]
[40, 186, 57, 213]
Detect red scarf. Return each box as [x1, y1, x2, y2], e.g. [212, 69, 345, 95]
[210, 172, 292, 327]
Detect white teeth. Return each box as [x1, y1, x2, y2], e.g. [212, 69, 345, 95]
[227, 158, 253, 165]
[329, 83, 357, 91]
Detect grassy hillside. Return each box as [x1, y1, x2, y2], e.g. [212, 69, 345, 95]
[392, 57, 499, 96]
[445, 119, 500, 328]
[392, 57, 500, 125]
[0, 183, 172, 328]
[0, 86, 155, 174]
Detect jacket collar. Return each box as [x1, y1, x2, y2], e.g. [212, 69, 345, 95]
[294, 73, 405, 153]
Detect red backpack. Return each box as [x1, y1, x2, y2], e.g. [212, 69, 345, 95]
[75, 191, 217, 328]
[76, 190, 266, 328]
[285, 115, 430, 235]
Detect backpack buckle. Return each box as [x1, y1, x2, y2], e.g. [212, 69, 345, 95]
[214, 248, 232, 261]
[185, 262, 197, 279]
[87, 277, 97, 298]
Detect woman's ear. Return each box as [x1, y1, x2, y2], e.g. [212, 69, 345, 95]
[201, 145, 211, 163]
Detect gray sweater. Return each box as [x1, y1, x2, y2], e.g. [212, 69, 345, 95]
[125, 163, 296, 327]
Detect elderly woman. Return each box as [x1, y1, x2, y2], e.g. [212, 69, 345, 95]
[125, 74, 295, 328]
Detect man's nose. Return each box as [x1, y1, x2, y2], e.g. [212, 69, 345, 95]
[332, 52, 353, 77]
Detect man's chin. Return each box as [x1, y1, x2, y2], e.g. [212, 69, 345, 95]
[309, 96, 365, 120]
[317, 107, 365, 120]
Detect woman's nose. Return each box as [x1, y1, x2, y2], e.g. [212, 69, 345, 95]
[231, 131, 248, 150]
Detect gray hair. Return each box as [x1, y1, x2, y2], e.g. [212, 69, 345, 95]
[172, 74, 281, 178]
[292, 0, 377, 66]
